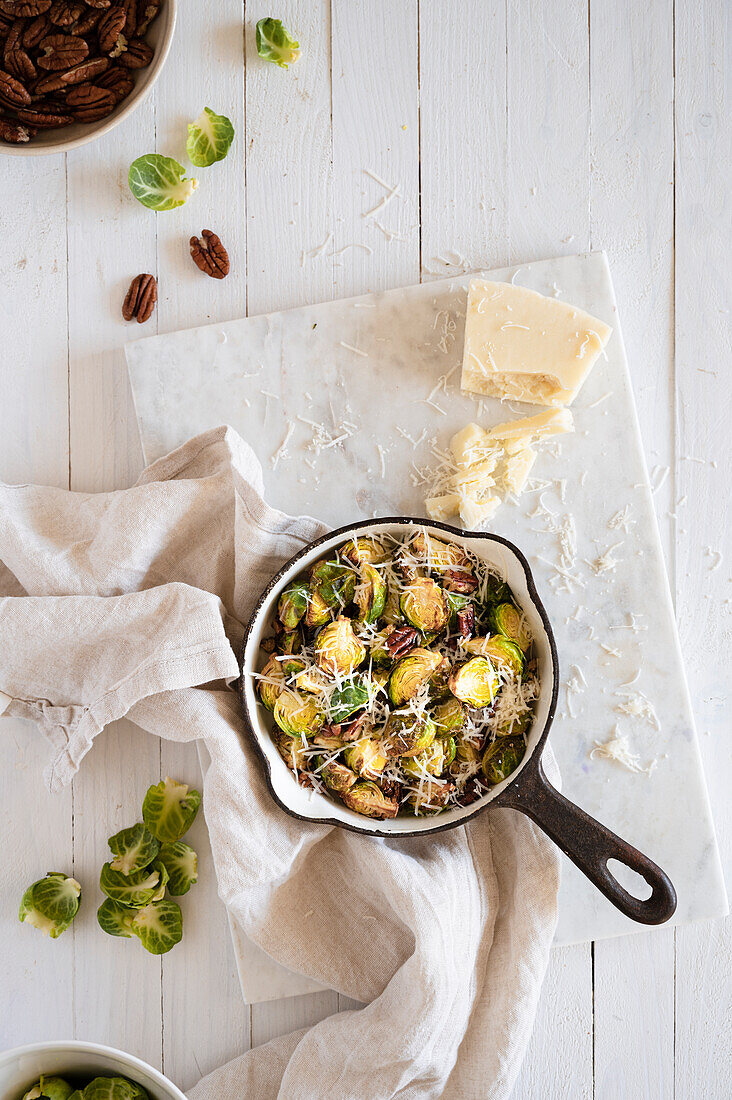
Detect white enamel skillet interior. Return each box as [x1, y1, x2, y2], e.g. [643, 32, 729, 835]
[240, 517, 677, 925]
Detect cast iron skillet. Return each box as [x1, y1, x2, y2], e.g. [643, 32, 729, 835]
[239, 517, 677, 926]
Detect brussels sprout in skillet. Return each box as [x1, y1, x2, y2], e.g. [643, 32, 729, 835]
[254, 529, 539, 819]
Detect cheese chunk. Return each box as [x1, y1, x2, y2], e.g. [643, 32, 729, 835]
[425, 494, 461, 522]
[461, 280, 612, 407]
[449, 423, 498, 469]
[450, 458, 498, 496]
[486, 407, 574, 443]
[503, 446, 537, 494]
[459, 493, 501, 530]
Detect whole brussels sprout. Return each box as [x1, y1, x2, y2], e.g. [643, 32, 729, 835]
[108, 823, 160, 877]
[409, 531, 472, 573]
[492, 602, 532, 652]
[433, 696, 467, 735]
[449, 656, 499, 708]
[400, 577, 449, 633]
[20, 1078, 75, 1100]
[315, 617, 366, 676]
[278, 582, 309, 629]
[319, 760, 358, 793]
[257, 655, 286, 711]
[465, 634, 524, 677]
[341, 536, 389, 566]
[381, 714, 436, 759]
[341, 780, 399, 819]
[273, 691, 324, 738]
[481, 736, 526, 785]
[355, 563, 387, 624]
[388, 647, 442, 706]
[19, 872, 81, 939]
[343, 737, 387, 777]
[142, 776, 201, 844]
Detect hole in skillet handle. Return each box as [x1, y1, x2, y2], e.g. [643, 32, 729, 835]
[497, 752, 677, 925]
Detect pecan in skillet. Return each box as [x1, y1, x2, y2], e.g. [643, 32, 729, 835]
[48, 0, 84, 27]
[95, 64, 133, 101]
[189, 230, 230, 280]
[0, 2, 51, 16]
[456, 605, 475, 641]
[443, 569, 479, 594]
[97, 5, 125, 53]
[117, 35, 151, 68]
[122, 273, 157, 324]
[0, 67, 30, 106]
[36, 31, 88, 70]
[0, 114, 31, 140]
[385, 626, 419, 658]
[4, 19, 35, 79]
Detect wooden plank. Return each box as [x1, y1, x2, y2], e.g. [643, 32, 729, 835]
[588, 5, 677, 1098]
[153, 0, 251, 1083]
[673, 2, 732, 1096]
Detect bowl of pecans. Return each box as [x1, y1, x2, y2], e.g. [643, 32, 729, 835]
[0, 0, 176, 156]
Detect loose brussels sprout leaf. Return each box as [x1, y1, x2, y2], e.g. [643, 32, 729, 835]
[21, 1077, 75, 1100]
[108, 823, 160, 877]
[433, 696, 467, 735]
[481, 735, 526, 785]
[100, 862, 164, 909]
[465, 634, 524, 677]
[341, 780, 399, 819]
[131, 899, 183, 955]
[278, 582, 309, 630]
[388, 647, 442, 706]
[82, 1079, 148, 1100]
[157, 841, 198, 896]
[328, 679, 370, 723]
[256, 17, 301, 68]
[315, 617, 366, 676]
[142, 776, 201, 843]
[19, 872, 81, 938]
[492, 603, 532, 652]
[343, 737, 387, 777]
[257, 655, 286, 711]
[400, 578, 449, 633]
[449, 656, 499, 708]
[186, 107, 235, 167]
[381, 715, 436, 759]
[273, 690, 324, 738]
[97, 897, 136, 938]
[128, 154, 198, 212]
[355, 563, 387, 624]
[319, 760, 357, 793]
[341, 536, 388, 566]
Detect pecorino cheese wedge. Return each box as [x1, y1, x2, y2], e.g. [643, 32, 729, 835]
[461, 279, 612, 407]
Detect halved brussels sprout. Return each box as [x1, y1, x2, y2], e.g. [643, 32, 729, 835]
[343, 737, 387, 777]
[465, 634, 524, 677]
[304, 588, 331, 628]
[278, 582, 309, 629]
[19, 872, 81, 939]
[309, 560, 357, 607]
[329, 679, 371, 723]
[492, 602, 532, 652]
[433, 696, 467, 735]
[382, 585, 403, 624]
[388, 647, 442, 706]
[405, 779, 453, 815]
[341, 536, 389, 566]
[97, 898, 135, 939]
[273, 690, 324, 738]
[341, 780, 399, 819]
[275, 732, 309, 771]
[100, 861, 166, 910]
[142, 777, 201, 843]
[319, 760, 358, 793]
[131, 899, 183, 955]
[257, 655, 286, 710]
[21, 1078, 75, 1100]
[108, 823, 160, 877]
[454, 734, 482, 765]
[449, 657, 499, 708]
[315, 617, 366, 676]
[371, 667, 390, 690]
[400, 577, 449, 633]
[484, 576, 512, 605]
[277, 628, 302, 655]
[444, 589, 471, 621]
[401, 738, 447, 778]
[441, 736, 457, 767]
[82, 1079, 148, 1100]
[355, 563, 387, 624]
[157, 841, 198, 896]
[410, 531, 472, 573]
[496, 708, 532, 739]
[481, 735, 526, 785]
[381, 714, 436, 758]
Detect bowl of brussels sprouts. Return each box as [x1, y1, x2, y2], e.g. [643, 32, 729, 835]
[0, 1041, 186, 1100]
[240, 517, 678, 926]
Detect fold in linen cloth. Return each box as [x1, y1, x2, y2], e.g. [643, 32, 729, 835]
[0, 426, 560, 1100]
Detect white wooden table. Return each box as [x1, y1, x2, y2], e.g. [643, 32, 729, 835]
[2, 2, 730, 1096]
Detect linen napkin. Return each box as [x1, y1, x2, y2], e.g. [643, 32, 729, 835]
[0, 425, 560, 1100]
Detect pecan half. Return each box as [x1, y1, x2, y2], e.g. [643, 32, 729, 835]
[190, 230, 230, 279]
[456, 605, 475, 641]
[15, 100, 72, 126]
[0, 67, 30, 106]
[35, 54, 108, 92]
[36, 32, 89, 71]
[0, 13, 13, 35]
[94, 63, 133, 101]
[97, 6, 125, 53]
[84, 0, 111, 7]
[48, 0, 84, 26]
[122, 273, 157, 323]
[120, 0, 136, 35]
[0, 115, 31, 140]
[68, 7, 101, 34]
[64, 80, 115, 120]
[443, 569, 479, 594]
[135, 0, 158, 35]
[0, 1, 52, 15]
[4, 19, 35, 80]
[117, 35, 151, 68]
[22, 12, 49, 47]
[385, 625, 419, 658]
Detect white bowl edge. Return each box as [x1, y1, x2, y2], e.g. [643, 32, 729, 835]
[0, 1041, 186, 1100]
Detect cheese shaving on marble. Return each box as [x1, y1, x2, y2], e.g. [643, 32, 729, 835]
[591, 728, 656, 775]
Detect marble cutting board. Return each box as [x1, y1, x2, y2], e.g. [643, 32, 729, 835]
[126, 251, 727, 1004]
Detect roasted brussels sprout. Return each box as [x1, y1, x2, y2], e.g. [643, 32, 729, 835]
[257, 655, 286, 711]
[481, 736, 526, 785]
[343, 737, 387, 777]
[454, 734, 482, 765]
[273, 691, 324, 738]
[278, 582, 309, 629]
[405, 779, 453, 814]
[329, 679, 371, 722]
[341, 536, 389, 566]
[465, 634, 524, 677]
[400, 577, 449, 633]
[277, 628, 302, 655]
[310, 560, 357, 607]
[401, 738, 447, 778]
[492, 603, 532, 652]
[382, 585, 403, 624]
[388, 647, 443, 705]
[355, 563, 387, 624]
[315, 617, 366, 676]
[433, 696, 467, 734]
[319, 760, 358, 793]
[19, 872, 81, 939]
[295, 665, 327, 693]
[341, 780, 399, 819]
[410, 531, 471, 573]
[304, 588, 332, 628]
[275, 733, 309, 770]
[441, 736, 457, 766]
[381, 714, 436, 758]
[449, 657, 499, 708]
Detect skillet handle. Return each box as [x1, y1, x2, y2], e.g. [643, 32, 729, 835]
[499, 756, 677, 925]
